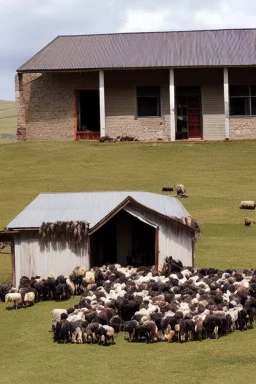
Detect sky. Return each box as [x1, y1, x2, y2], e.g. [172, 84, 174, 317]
[1, 0, 256, 100]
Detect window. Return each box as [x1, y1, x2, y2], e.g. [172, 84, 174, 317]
[136, 86, 161, 117]
[230, 85, 256, 116]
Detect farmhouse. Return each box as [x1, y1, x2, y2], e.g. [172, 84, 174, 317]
[0, 192, 197, 287]
[16, 29, 256, 142]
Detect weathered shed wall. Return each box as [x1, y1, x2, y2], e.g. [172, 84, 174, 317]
[14, 231, 89, 287]
[13, 205, 193, 287]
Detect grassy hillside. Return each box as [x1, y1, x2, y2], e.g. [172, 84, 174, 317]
[0, 140, 256, 384]
[0, 100, 17, 140]
[0, 140, 256, 270]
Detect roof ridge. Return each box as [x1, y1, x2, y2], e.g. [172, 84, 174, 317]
[58, 28, 256, 38]
[38, 191, 165, 195]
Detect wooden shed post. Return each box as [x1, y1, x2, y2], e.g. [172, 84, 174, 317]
[11, 242, 15, 287]
[224, 68, 230, 140]
[169, 69, 175, 142]
[99, 70, 106, 137]
[154, 227, 159, 271]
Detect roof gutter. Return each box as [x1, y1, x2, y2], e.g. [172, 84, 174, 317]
[16, 64, 256, 74]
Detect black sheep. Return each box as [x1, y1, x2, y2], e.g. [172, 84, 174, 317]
[0, 282, 12, 302]
[110, 315, 122, 333]
[123, 320, 139, 342]
[135, 321, 158, 343]
[86, 323, 101, 344]
[45, 277, 56, 299]
[55, 283, 70, 301]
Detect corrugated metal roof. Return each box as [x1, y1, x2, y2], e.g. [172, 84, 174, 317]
[17, 29, 256, 72]
[7, 191, 190, 229]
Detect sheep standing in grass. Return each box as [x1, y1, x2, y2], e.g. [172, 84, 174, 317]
[24, 292, 35, 307]
[52, 309, 68, 330]
[175, 184, 188, 198]
[244, 218, 256, 226]
[5, 293, 22, 309]
[69, 267, 86, 295]
[102, 325, 115, 345]
[0, 283, 12, 302]
[66, 278, 75, 298]
[70, 320, 88, 344]
[47, 259, 256, 346]
[240, 201, 255, 210]
[55, 316, 71, 344]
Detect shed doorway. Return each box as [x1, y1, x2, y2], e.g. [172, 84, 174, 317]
[176, 86, 202, 140]
[89, 210, 157, 268]
[76, 90, 100, 140]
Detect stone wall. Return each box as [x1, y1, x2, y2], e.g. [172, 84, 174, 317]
[230, 117, 256, 140]
[16, 71, 98, 140]
[16, 69, 171, 141]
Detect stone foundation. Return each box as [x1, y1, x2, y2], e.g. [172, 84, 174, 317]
[230, 117, 256, 140]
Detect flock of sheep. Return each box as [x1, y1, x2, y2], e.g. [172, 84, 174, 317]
[51, 257, 255, 345]
[1, 257, 255, 345]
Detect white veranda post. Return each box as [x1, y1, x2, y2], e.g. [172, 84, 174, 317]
[99, 70, 106, 137]
[169, 69, 175, 142]
[224, 68, 230, 140]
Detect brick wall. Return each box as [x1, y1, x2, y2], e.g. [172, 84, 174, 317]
[230, 118, 256, 140]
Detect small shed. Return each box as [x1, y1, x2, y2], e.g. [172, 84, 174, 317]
[0, 192, 198, 287]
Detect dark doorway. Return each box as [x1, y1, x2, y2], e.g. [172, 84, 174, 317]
[90, 217, 117, 267]
[76, 90, 100, 140]
[176, 86, 202, 140]
[130, 216, 155, 267]
[89, 210, 156, 268]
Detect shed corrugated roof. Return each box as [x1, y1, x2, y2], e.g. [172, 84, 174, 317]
[7, 191, 190, 229]
[17, 29, 256, 72]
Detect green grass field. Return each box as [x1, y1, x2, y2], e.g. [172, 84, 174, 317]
[0, 100, 17, 141]
[0, 140, 256, 384]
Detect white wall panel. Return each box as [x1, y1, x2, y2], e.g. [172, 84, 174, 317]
[15, 231, 89, 285]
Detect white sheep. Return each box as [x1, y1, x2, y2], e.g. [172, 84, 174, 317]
[52, 309, 67, 329]
[67, 310, 84, 322]
[5, 293, 22, 309]
[72, 327, 83, 344]
[102, 325, 115, 344]
[180, 269, 192, 278]
[83, 271, 95, 284]
[24, 292, 35, 306]
[240, 201, 255, 210]
[66, 277, 75, 297]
